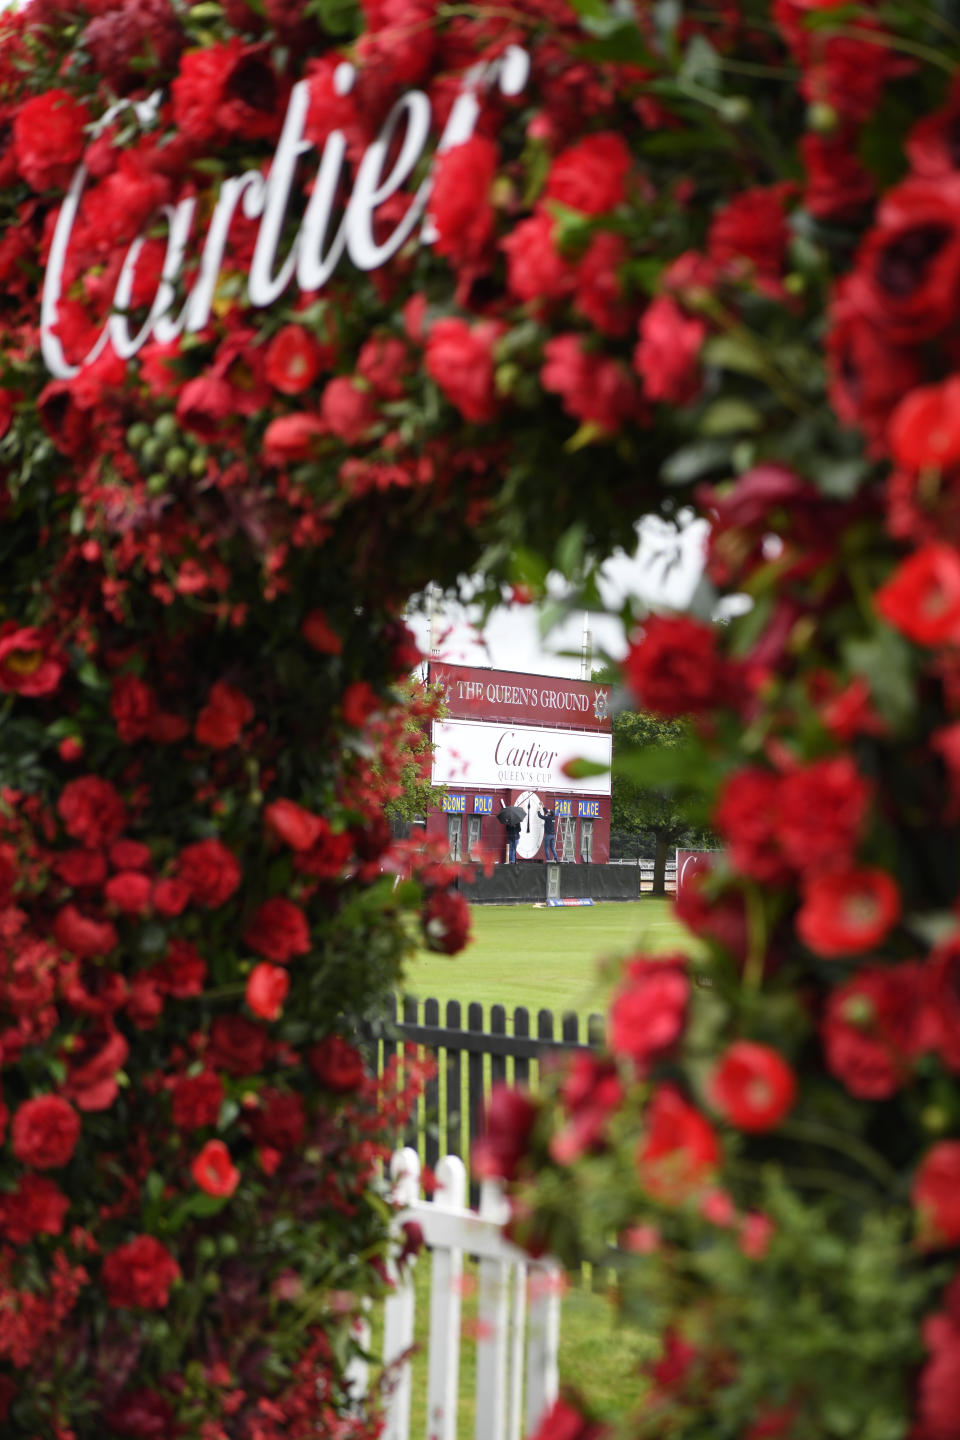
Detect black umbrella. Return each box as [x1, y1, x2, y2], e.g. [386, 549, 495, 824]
[496, 805, 526, 826]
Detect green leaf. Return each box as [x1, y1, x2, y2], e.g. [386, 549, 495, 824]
[815, 457, 870, 499]
[701, 334, 768, 379]
[661, 438, 734, 485]
[842, 627, 915, 729]
[697, 399, 764, 436]
[562, 757, 611, 780]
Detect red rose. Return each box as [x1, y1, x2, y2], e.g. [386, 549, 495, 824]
[527, 1396, 608, 1440]
[150, 938, 207, 998]
[822, 963, 926, 1098]
[12, 1095, 80, 1169]
[357, 334, 409, 401]
[917, 1276, 960, 1440]
[574, 231, 631, 337]
[308, 1034, 366, 1092]
[541, 335, 639, 433]
[176, 375, 235, 443]
[622, 614, 731, 718]
[0, 625, 65, 697]
[707, 1041, 797, 1133]
[425, 318, 502, 425]
[637, 1085, 720, 1203]
[110, 675, 157, 743]
[796, 866, 901, 957]
[110, 839, 152, 871]
[320, 376, 377, 444]
[926, 939, 960, 1072]
[151, 876, 192, 916]
[63, 1024, 130, 1111]
[246, 962, 289, 1021]
[263, 412, 326, 463]
[777, 756, 870, 875]
[59, 736, 84, 763]
[58, 776, 127, 848]
[194, 681, 253, 750]
[176, 839, 241, 908]
[890, 378, 960, 473]
[208, 1014, 269, 1076]
[104, 871, 152, 916]
[264, 798, 324, 851]
[714, 768, 790, 885]
[171, 39, 280, 145]
[103, 1389, 178, 1440]
[191, 1139, 239, 1198]
[708, 183, 791, 286]
[243, 897, 310, 963]
[54, 904, 119, 958]
[801, 132, 874, 222]
[54, 849, 108, 889]
[429, 135, 498, 267]
[341, 680, 381, 729]
[609, 955, 689, 1071]
[851, 176, 960, 343]
[502, 211, 578, 305]
[171, 1069, 223, 1130]
[634, 297, 705, 406]
[265, 325, 325, 395]
[551, 1053, 624, 1165]
[301, 610, 342, 655]
[421, 889, 471, 955]
[0, 1173, 69, 1244]
[545, 132, 631, 215]
[14, 90, 90, 191]
[246, 1089, 305, 1151]
[827, 277, 922, 447]
[914, 1143, 960, 1248]
[473, 1084, 538, 1181]
[102, 1234, 180, 1309]
[876, 543, 960, 646]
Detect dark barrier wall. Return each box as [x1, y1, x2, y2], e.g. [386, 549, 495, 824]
[457, 863, 639, 904]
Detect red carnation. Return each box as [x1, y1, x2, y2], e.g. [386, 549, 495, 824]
[102, 1234, 180, 1309]
[609, 955, 689, 1071]
[12, 1095, 80, 1169]
[54, 849, 108, 889]
[357, 335, 410, 401]
[110, 839, 152, 871]
[246, 962, 289, 1021]
[264, 798, 324, 851]
[171, 1070, 223, 1131]
[263, 412, 326, 463]
[796, 866, 901, 957]
[104, 871, 152, 915]
[110, 675, 157, 743]
[502, 211, 577, 305]
[713, 767, 790, 886]
[916, 1275, 960, 1440]
[14, 90, 90, 192]
[308, 1035, 366, 1092]
[777, 756, 870, 875]
[822, 963, 926, 1099]
[0, 625, 65, 697]
[634, 297, 705, 406]
[425, 318, 502, 425]
[707, 1041, 796, 1133]
[473, 1084, 538, 1181]
[544, 132, 631, 216]
[320, 376, 377, 444]
[889, 377, 960, 473]
[265, 325, 325, 395]
[54, 904, 119, 958]
[191, 1139, 240, 1198]
[151, 877, 192, 916]
[852, 176, 960, 344]
[175, 839, 241, 908]
[63, 1024, 130, 1111]
[171, 39, 280, 145]
[0, 1173, 69, 1244]
[913, 1142, 960, 1248]
[176, 375, 235, 443]
[243, 898, 310, 963]
[246, 1089, 305, 1151]
[194, 681, 253, 750]
[429, 135, 498, 267]
[541, 335, 639, 433]
[58, 776, 127, 848]
[622, 614, 731, 718]
[301, 610, 342, 655]
[208, 1014, 268, 1076]
[708, 184, 791, 286]
[421, 889, 471, 955]
[637, 1085, 720, 1203]
[876, 543, 960, 646]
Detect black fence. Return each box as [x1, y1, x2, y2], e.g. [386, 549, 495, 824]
[362, 994, 604, 1205]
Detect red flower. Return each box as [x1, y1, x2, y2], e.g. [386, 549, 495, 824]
[917, 1275, 960, 1440]
[103, 1389, 178, 1440]
[527, 1396, 609, 1440]
[425, 318, 502, 425]
[191, 1139, 239, 1198]
[822, 963, 926, 1098]
[110, 675, 157, 743]
[58, 776, 127, 848]
[13, 90, 90, 191]
[0, 625, 65, 697]
[889, 377, 960, 473]
[194, 681, 253, 750]
[502, 211, 577, 305]
[54, 848, 107, 890]
[176, 839, 242, 908]
[265, 325, 325, 395]
[634, 297, 705, 406]
[544, 132, 631, 215]
[574, 232, 631, 337]
[246, 962, 289, 1020]
[341, 680, 381, 728]
[308, 1034, 366, 1092]
[926, 938, 960, 1072]
[551, 1053, 624, 1165]
[637, 1085, 720, 1202]
[358, 335, 410, 399]
[63, 1024, 130, 1111]
[429, 135, 498, 267]
[176, 375, 235, 442]
[102, 1235, 180, 1309]
[263, 412, 326, 463]
[11, 1095, 80, 1169]
[541, 335, 639, 433]
[0, 1173, 69, 1244]
[264, 798, 324, 851]
[104, 871, 152, 915]
[913, 1142, 960, 1248]
[151, 876, 192, 916]
[171, 39, 280, 145]
[243, 897, 310, 963]
[876, 543, 960, 646]
[707, 1041, 797, 1133]
[208, 1014, 269, 1076]
[54, 904, 119, 958]
[171, 1069, 223, 1130]
[421, 889, 471, 955]
[320, 376, 377, 444]
[473, 1084, 538, 1181]
[851, 176, 960, 343]
[801, 132, 874, 222]
[301, 610, 342, 655]
[708, 184, 791, 286]
[796, 866, 901, 957]
[110, 839, 152, 871]
[246, 1089, 305, 1151]
[713, 767, 790, 886]
[622, 614, 731, 718]
[777, 756, 870, 875]
[609, 955, 689, 1071]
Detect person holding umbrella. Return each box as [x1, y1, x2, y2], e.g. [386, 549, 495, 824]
[496, 801, 526, 864]
[539, 799, 559, 862]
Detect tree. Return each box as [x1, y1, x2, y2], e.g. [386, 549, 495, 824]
[383, 678, 447, 826]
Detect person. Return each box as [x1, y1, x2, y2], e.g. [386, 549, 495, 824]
[539, 801, 559, 862]
[505, 817, 521, 864]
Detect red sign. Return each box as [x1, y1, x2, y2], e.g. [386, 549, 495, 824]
[428, 663, 611, 733]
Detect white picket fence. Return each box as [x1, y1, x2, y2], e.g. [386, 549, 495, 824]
[350, 1148, 561, 1440]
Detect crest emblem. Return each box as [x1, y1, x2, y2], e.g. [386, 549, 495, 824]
[593, 688, 610, 722]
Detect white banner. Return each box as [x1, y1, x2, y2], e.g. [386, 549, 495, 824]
[431, 719, 611, 795]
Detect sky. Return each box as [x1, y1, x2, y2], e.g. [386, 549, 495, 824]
[406, 513, 709, 681]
